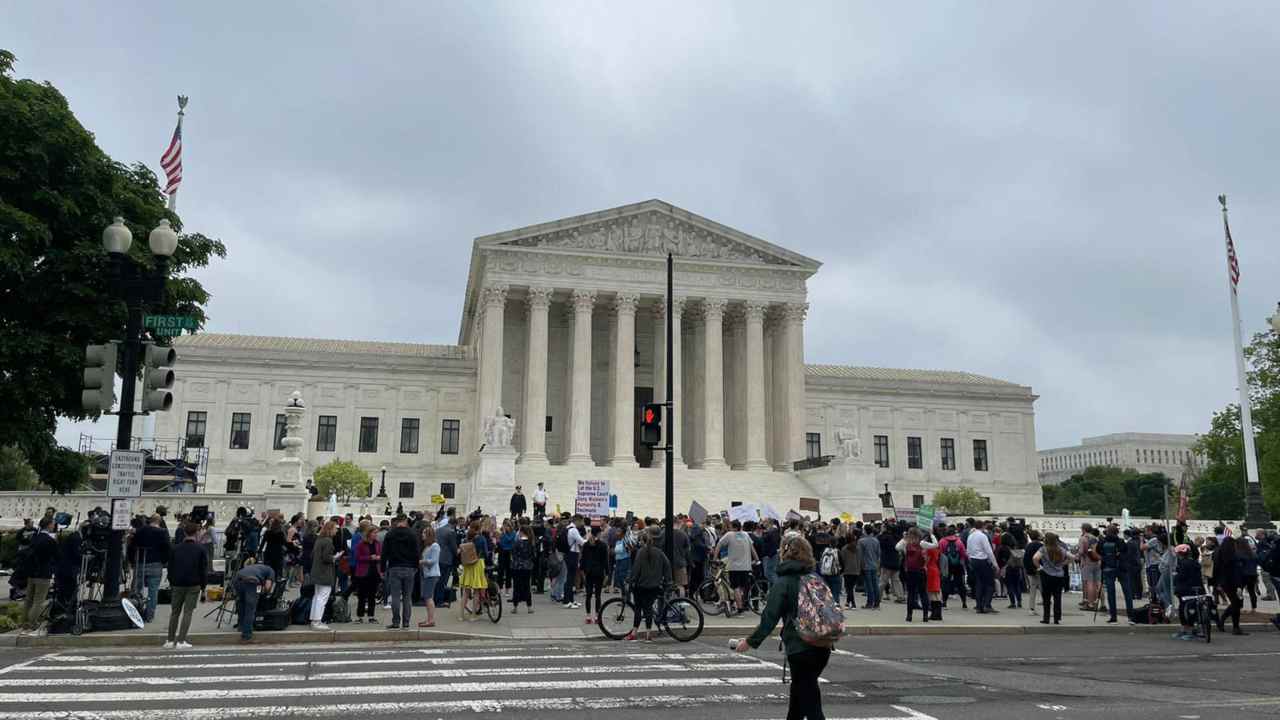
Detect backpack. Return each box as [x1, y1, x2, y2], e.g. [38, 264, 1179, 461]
[944, 539, 962, 567]
[1099, 538, 1122, 569]
[328, 592, 351, 624]
[819, 547, 842, 576]
[459, 542, 478, 566]
[555, 527, 570, 554]
[903, 544, 924, 572]
[794, 573, 845, 647]
[546, 551, 563, 578]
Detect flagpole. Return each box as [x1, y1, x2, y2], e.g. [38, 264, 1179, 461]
[1219, 195, 1273, 529]
[167, 95, 187, 213]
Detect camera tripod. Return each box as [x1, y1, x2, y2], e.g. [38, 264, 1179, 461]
[204, 536, 244, 628]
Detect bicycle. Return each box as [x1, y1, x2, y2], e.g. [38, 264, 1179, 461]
[482, 566, 502, 623]
[597, 581, 704, 642]
[1179, 594, 1217, 644]
[697, 561, 768, 617]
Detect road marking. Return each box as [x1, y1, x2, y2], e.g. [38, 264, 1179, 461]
[20, 651, 753, 673]
[0, 676, 803, 703]
[0, 660, 778, 687]
[0, 654, 54, 677]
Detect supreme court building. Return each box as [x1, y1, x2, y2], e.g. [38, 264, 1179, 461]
[158, 200, 1044, 516]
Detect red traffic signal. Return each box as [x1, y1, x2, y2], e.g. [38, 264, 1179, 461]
[640, 403, 663, 447]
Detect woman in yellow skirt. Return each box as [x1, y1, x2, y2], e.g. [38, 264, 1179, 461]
[459, 520, 489, 620]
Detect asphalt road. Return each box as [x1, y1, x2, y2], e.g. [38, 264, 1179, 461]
[0, 630, 1277, 719]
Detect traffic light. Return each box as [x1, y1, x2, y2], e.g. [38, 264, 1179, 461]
[82, 344, 117, 413]
[640, 402, 663, 447]
[141, 344, 177, 412]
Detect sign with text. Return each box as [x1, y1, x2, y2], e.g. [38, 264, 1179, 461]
[760, 505, 783, 522]
[574, 479, 610, 516]
[107, 450, 145, 498]
[688, 501, 709, 524]
[916, 504, 935, 529]
[111, 498, 133, 530]
[798, 497, 820, 513]
[728, 504, 758, 524]
[144, 314, 197, 337]
[430, 494, 446, 504]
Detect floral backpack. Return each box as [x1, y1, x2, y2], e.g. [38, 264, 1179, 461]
[794, 573, 845, 647]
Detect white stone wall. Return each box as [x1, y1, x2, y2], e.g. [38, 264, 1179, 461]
[1038, 432, 1203, 485]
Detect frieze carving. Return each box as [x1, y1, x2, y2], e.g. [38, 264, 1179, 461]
[485, 249, 805, 294]
[500, 210, 792, 266]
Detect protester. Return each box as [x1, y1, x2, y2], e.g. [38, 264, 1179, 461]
[1076, 523, 1101, 612]
[417, 525, 441, 628]
[382, 514, 419, 630]
[625, 527, 671, 641]
[234, 556, 274, 643]
[581, 526, 609, 623]
[459, 520, 489, 620]
[353, 522, 382, 624]
[966, 522, 999, 613]
[509, 524, 535, 614]
[878, 527, 904, 604]
[839, 527, 862, 610]
[309, 521, 341, 631]
[1172, 544, 1204, 641]
[714, 520, 759, 614]
[939, 526, 968, 610]
[858, 525, 882, 609]
[897, 528, 935, 622]
[738, 534, 831, 720]
[561, 516, 585, 609]
[1022, 529, 1043, 616]
[1098, 524, 1133, 623]
[1033, 532, 1068, 625]
[129, 514, 172, 624]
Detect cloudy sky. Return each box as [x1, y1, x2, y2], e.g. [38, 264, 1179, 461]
[11, 1, 1279, 452]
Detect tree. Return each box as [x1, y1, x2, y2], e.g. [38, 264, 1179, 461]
[1042, 466, 1130, 515]
[313, 459, 371, 503]
[0, 50, 227, 491]
[932, 487, 987, 516]
[0, 445, 38, 491]
[1192, 323, 1280, 519]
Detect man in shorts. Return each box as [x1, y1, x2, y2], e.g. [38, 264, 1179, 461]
[714, 520, 759, 613]
[1078, 524, 1102, 611]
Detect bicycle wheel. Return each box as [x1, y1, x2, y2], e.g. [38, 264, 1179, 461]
[661, 597, 704, 642]
[696, 580, 724, 616]
[749, 580, 769, 615]
[597, 597, 635, 640]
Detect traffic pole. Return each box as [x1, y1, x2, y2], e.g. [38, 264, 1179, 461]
[664, 252, 675, 564]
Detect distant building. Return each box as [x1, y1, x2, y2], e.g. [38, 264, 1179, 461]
[1038, 432, 1203, 485]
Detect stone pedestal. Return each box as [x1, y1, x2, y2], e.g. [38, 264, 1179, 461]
[801, 457, 879, 518]
[475, 446, 518, 490]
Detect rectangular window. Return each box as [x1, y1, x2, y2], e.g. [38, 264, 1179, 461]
[912, 494, 925, 509]
[874, 435, 889, 468]
[273, 414, 287, 451]
[185, 411, 207, 448]
[907, 436, 923, 469]
[805, 433, 822, 459]
[398, 481, 415, 499]
[229, 413, 251, 450]
[545, 416, 553, 432]
[400, 418, 420, 454]
[973, 439, 989, 472]
[226, 478, 243, 494]
[980, 495, 992, 511]
[358, 416, 379, 453]
[317, 415, 337, 452]
[441, 419, 461, 455]
[941, 438, 956, 471]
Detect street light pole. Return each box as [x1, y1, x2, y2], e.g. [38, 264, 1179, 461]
[664, 252, 675, 564]
[378, 465, 388, 498]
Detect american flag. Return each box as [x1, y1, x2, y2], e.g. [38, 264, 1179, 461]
[160, 120, 182, 195]
[1224, 215, 1240, 291]
[1176, 472, 1190, 523]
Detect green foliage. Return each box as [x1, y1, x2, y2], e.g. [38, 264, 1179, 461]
[0, 445, 38, 491]
[1042, 465, 1176, 516]
[0, 601, 23, 633]
[313, 459, 371, 502]
[931, 487, 987, 516]
[1193, 325, 1280, 519]
[0, 51, 227, 490]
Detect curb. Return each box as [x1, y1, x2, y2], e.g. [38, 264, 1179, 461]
[12, 622, 1273, 647]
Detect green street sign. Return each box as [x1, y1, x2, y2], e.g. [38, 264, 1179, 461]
[144, 315, 197, 336]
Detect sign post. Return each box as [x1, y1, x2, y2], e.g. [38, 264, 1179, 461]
[143, 314, 197, 337]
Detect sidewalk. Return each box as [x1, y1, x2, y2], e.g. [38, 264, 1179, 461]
[7, 586, 1278, 648]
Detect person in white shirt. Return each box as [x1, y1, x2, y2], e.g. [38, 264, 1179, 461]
[561, 516, 585, 609]
[713, 520, 759, 613]
[532, 483, 549, 521]
[965, 522, 999, 614]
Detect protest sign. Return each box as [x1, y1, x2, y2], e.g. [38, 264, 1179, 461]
[688, 501, 709, 524]
[760, 505, 783, 522]
[728, 504, 758, 524]
[574, 479, 610, 516]
[916, 504, 935, 529]
[798, 498, 820, 512]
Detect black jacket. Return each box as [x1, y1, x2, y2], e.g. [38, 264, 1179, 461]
[380, 526, 420, 569]
[169, 539, 209, 588]
[580, 539, 609, 577]
[130, 525, 172, 565]
[26, 532, 58, 580]
[509, 493, 527, 516]
[54, 532, 81, 581]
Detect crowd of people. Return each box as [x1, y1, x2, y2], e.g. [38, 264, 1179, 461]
[8, 493, 1280, 650]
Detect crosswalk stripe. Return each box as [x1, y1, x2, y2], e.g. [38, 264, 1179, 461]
[40, 643, 596, 661]
[0, 676, 799, 704]
[0, 692, 845, 719]
[0, 660, 776, 687]
[22, 651, 746, 673]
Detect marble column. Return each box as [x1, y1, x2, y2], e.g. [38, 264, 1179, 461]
[566, 289, 597, 465]
[664, 298, 686, 469]
[785, 302, 808, 465]
[743, 300, 771, 470]
[519, 286, 553, 465]
[476, 284, 508, 426]
[769, 307, 791, 471]
[610, 293, 640, 467]
[700, 297, 728, 469]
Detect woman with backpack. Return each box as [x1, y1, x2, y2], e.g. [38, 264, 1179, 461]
[458, 520, 488, 621]
[1032, 532, 1068, 625]
[839, 527, 862, 610]
[737, 534, 836, 720]
[1023, 530, 1043, 616]
[1000, 532, 1025, 610]
[896, 528, 935, 622]
[509, 525, 535, 614]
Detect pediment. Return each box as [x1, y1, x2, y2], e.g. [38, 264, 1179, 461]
[476, 200, 820, 270]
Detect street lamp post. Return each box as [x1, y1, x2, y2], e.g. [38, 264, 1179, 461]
[377, 465, 388, 498]
[98, 217, 178, 603]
